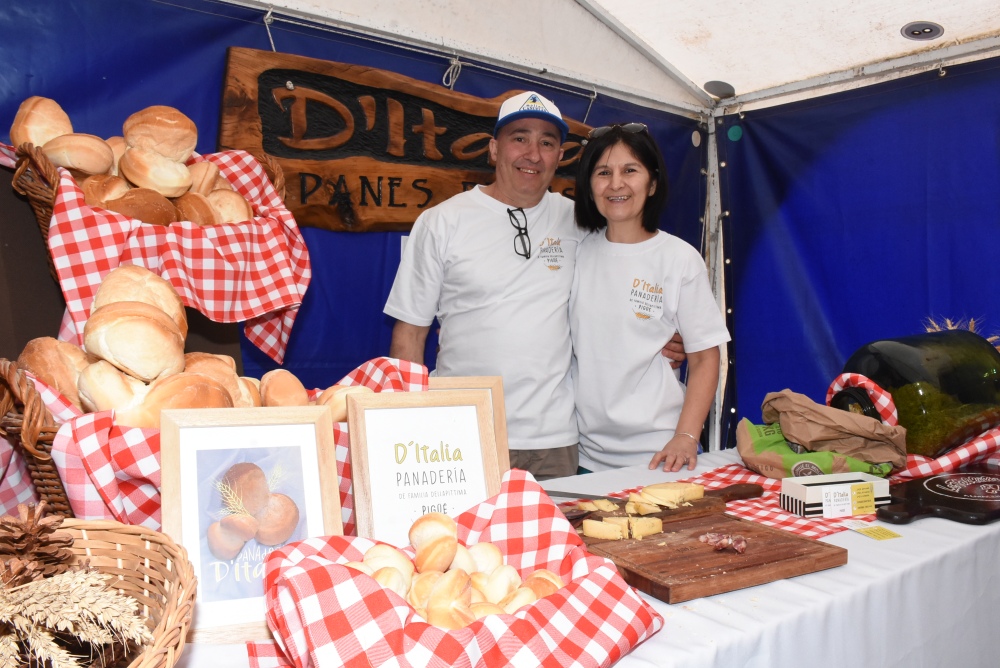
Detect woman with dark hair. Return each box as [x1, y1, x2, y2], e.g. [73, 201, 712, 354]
[570, 123, 730, 473]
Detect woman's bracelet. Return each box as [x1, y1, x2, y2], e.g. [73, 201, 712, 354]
[676, 431, 700, 444]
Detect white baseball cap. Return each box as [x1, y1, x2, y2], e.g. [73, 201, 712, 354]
[493, 91, 569, 143]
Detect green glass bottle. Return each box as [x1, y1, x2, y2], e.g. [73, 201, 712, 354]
[831, 330, 1000, 458]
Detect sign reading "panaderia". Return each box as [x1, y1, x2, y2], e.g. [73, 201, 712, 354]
[220, 47, 590, 232]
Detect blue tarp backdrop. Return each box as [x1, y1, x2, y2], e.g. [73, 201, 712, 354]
[0, 0, 706, 391]
[720, 56, 1000, 425]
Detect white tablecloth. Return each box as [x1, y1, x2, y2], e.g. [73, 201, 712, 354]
[541, 450, 1000, 668]
[176, 450, 1000, 667]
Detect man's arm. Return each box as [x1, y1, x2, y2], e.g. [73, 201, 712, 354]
[389, 320, 431, 365]
[662, 331, 686, 369]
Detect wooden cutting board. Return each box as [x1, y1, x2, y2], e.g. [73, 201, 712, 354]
[582, 513, 848, 604]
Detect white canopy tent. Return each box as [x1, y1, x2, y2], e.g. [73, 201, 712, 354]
[222, 0, 1000, 116]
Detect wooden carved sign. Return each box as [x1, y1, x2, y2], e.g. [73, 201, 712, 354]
[220, 47, 592, 232]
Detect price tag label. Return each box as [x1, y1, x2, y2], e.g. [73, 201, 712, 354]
[850, 482, 876, 514]
[840, 519, 902, 540]
[821, 484, 853, 518]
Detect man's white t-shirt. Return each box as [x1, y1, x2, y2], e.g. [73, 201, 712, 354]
[385, 186, 583, 451]
[570, 230, 731, 470]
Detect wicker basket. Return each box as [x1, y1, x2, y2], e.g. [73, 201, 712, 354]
[0, 358, 73, 515]
[62, 518, 197, 668]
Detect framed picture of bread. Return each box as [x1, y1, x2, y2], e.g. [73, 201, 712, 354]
[159, 406, 342, 643]
[427, 376, 510, 470]
[347, 389, 501, 547]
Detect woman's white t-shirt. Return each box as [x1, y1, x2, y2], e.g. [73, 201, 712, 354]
[570, 230, 731, 470]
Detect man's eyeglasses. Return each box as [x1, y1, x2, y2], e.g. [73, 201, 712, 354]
[581, 122, 649, 145]
[508, 207, 531, 259]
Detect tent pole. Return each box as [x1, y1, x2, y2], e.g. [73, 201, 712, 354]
[704, 118, 727, 452]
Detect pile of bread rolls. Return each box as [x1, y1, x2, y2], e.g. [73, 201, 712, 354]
[15, 264, 371, 428]
[206, 461, 300, 560]
[345, 512, 566, 630]
[9, 96, 255, 226]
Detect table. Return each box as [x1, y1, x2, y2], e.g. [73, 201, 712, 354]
[176, 450, 1000, 667]
[540, 450, 1000, 668]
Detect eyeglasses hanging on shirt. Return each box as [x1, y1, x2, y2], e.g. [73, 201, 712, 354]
[508, 207, 531, 259]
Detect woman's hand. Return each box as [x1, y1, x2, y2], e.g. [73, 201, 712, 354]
[649, 434, 699, 472]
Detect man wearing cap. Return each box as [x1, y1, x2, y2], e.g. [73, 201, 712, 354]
[384, 91, 582, 479]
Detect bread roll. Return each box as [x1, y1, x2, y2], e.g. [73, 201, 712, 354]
[206, 189, 254, 224]
[212, 174, 234, 191]
[187, 160, 220, 197]
[235, 376, 262, 408]
[81, 174, 131, 209]
[498, 586, 537, 614]
[16, 337, 92, 410]
[254, 493, 300, 546]
[482, 564, 521, 605]
[42, 133, 114, 178]
[373, 566, 409, 599]
[259, 369, 309, 407]
[470, 601, 505, 619]
[220, 462, 270, 516]
[409, 513, 459, 574]
[183, 352, 240, 401]
[426, 568, 475, 630]
[449, 544, 477, 574]
[10, 96, 73, 149]
[105, 136, 127, 176]
[206, 520, 246, 561]
[363, 544, 414, 591]
[407, 570, 443, 609]
[522, 569, 564, 599]
[76, 360, 148, 413]
[343, 561, 374, 576]
[174, 192, 221, 226]
[122, 105, 198, 163]
[115, 371, 233, 429]
[104, 187, 179, 226]
[92, 264, 187, 339]
[119, 146, 192, 198]
[317, 384, 375, 422]
[467, 542, 503, 575]
[84, 301, 184, 382]
[206, 514, 258, 560]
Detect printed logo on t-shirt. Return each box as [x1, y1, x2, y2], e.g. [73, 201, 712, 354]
[538, 237, 566, 270]
[629, 277, 663, 320]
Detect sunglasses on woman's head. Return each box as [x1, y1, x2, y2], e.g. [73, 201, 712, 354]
[581, 122, 648, 145]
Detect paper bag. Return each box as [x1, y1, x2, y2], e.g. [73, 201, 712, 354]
[761, 389, 907, 468]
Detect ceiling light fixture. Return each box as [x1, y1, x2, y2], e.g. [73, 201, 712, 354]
[704, 80, 736, 99]
[901, 21, 944, 41]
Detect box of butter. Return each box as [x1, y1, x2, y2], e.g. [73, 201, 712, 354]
[780, 472, 891, 518]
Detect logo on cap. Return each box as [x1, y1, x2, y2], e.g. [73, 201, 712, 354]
[518, 94, 549, 112]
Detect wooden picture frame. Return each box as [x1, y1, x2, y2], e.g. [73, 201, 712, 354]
[347, 389, 500, 546]
[427, 376, 510, 470]
[160, 406, 342, 643]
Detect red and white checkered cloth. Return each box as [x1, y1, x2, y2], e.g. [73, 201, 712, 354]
[251, 469, 663, 668]
[0, 438, 40, 516]
[2, 141, 311, 364]
[41, 357, 426, 531]
[0, 372, 87, 516]
[827, 373, 1000, 479]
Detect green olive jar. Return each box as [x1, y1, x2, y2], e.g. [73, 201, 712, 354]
[831, 330, 1000, 458]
